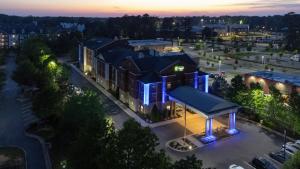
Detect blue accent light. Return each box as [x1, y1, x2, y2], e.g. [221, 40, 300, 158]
[162, 76, 166, 104]
[201, 118, 216, 143]
[201, 135, 216, 143]
[205, 75, 209, 93]
[143, 83, 150, 105]
[227, 112, 238, 135]
[194, 72, 198, 89]
[227, 129, 238, 135]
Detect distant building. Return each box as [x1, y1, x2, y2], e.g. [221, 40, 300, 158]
[244, 71, 300, 96]
[8, 30, 19, 48]
[0, 30, 8, 49]
[191, 23, 250, 36]
[128, 39, 172, 53]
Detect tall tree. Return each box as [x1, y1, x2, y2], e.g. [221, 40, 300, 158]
[172, 155, 203, 169]
[284, 12, 300, 51]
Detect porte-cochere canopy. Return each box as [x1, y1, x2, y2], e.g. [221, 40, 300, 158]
[167, 86, 240, 143]
[168, 86, 239, 118]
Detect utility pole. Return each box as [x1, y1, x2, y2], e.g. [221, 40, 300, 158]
[284, 129, 287, 160]
[184, 104, 187, 139]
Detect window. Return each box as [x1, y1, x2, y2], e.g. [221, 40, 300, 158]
[140, 105, 144, 112]
[167, 82, 172, 89]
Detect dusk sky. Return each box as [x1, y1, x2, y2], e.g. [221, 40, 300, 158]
[1, 0, 300, 17]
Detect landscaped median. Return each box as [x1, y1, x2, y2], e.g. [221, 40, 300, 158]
[0, 147, 26, 169]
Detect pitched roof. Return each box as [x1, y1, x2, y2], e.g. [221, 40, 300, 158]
[133, 53, 196, 72]
[168, 86, 239, 116]
[83, 38, 114, 50]
[100, 47, 138, 66]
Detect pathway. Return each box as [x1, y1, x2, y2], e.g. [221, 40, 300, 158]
[0, 55, 47, 169]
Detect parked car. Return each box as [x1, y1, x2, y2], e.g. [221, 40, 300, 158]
[281, 147, 297, 156]
[269, 151, 290, 163]
[282, 144, 299, 152]
[295, 140, 300, 146]
[285, 142, 300, 151]
[229, 164, 244, 169]
[252, 157, 277, 169]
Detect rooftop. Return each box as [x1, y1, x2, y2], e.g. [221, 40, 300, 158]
[247, 71, 300, 87]
[83, 38, 114, 50]
[168, 86, 239, 117]
[128, 39, 172, 47]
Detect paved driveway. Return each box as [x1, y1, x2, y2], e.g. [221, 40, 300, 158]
[69, 67, 130, 130]
[0, 56, 46, 169]
[153, 118, 285, 169]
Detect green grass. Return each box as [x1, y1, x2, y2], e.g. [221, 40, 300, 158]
[233, 52, 254, 58]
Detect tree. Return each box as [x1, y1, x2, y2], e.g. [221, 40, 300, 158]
[12, 59, 38, 86]
[230, 75, 247, 92]
[172, 155, 202, 169]
[284, 12, 300, 51]
[115, 119, 168, 169]
[247, 45, 252, 51]
[289, 91, 300, 116]
[211, 77, 229, 97]
[283, 152, 300, 169]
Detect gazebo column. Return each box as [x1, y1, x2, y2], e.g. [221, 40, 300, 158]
[201, 117, 216, 143]
[227, 112, 238, 135]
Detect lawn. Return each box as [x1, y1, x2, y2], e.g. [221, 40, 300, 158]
[0, 147, 26, 169]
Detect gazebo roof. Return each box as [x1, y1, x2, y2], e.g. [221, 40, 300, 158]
[168, 86, 239, 117]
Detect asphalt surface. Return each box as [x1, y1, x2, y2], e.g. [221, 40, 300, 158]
[153, 118, 285, 169]
[0, 55, 46, 169]
[69, 67, 130, 130]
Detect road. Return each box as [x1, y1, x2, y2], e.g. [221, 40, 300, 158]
[0, 55, 46, 169]
[182, 44, 300, 82]
[69, 66, 130, 130]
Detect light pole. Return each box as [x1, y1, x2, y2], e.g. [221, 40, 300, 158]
[218, 60, 222, 73]
[284, 129, 287, 160]
[261, 55, 265, 64]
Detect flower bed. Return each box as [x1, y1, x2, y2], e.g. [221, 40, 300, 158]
[167, 137, 198, 152]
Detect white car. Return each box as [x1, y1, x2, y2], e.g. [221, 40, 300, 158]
[229, 164, 244, 169]
[286, 142, 300, 150]
[295, 140, 300, 146]
[281, 147, 297, 156]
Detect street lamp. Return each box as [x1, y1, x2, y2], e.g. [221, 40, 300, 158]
[218, 60, 222, 73]
[284, 130, 287, 160]
[261, 55, 265, 64]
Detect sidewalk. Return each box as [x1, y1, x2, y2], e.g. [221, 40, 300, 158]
[70, 64, 204, 129]
[70, 64, 149, 127]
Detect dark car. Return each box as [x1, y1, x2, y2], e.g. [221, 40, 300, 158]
[269, 151, 290, 163]
[252, 157, 277, 169]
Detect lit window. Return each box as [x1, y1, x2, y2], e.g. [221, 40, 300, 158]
[167, 82, 172, 89]
[140, 105, 144, 112]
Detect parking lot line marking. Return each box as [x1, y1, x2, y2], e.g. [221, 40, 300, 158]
[22, 109, 31, 114]
[243, 161, 256, 169]
[263, 154, 282, 167]
[21, 105, 32, 110]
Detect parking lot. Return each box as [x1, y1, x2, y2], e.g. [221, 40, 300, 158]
[153, 117, 287, 169]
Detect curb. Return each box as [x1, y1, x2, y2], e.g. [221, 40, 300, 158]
[25, 133, 52, 169]
[238, 116, 296, 142]
[70, 64, 149, 127]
